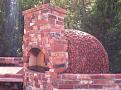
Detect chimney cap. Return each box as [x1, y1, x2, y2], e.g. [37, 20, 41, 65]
[22, 4, 66, 16]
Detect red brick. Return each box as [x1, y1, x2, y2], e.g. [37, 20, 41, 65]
[59, 84, 74, 89]
[90, 74, 115, 79]
[51, 44, 66, 52]
[48, 18, 56, 25]
[77, 74, 91, 80]
[74, 84, 89, 89]
[90, 74, 103, 79]
[56, 20, 64, 25]
[41, 9, 49, 13]
[61, 74, 77, 80]
[115, 74, 121, 79]
[54, 67, 66, 73]
[64, 81, 80, 84]
[88, 85, 103, 89]
[49, 57, 66, 65]
[117, 84, 121, 88]
[51, 25, 64, 30]
[92, 79, 114, 85]
[37, 20, 48, 25]
[102, 84, 119, 88]
[48, 14, 57, 19]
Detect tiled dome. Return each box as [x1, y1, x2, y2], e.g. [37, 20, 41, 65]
[64, 29, 109, 74]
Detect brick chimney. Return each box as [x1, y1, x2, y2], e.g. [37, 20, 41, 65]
[23, 4, 66, 34]
[22, 4, 68, 73]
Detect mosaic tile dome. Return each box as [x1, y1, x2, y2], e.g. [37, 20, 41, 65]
[64, 29, 109, 74]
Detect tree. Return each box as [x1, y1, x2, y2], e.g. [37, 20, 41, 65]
[15, 0, 121, 73]
[83, 0, 121, 73]
[21, 0, 43, 11]
[21, 0, 94, 30]
[0, 0, 9, 56]
[0, 0, 22, 56]
[51, 0, 94, 30]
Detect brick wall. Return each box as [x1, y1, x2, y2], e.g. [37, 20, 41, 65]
[53, 74, 121, 89]
[24, 72, 121, 90]
[0, 57, 22, 66]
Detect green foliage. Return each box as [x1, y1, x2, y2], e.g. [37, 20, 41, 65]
[51, 0, 121, 73]
[21, 0, 94, 30]
[0, 0, 22, 56]
[83, 0, 121, 73]
[21, 0, 43, 11]
[51, 0, 79, 29]
[0, 0, 9, 56]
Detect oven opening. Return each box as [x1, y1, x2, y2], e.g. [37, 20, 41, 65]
[28, 48, 49, 73]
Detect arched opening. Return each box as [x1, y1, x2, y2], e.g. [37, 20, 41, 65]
[27, 48, 49, 72]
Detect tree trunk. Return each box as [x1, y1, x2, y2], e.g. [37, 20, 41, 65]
[0, 0, 22, 56]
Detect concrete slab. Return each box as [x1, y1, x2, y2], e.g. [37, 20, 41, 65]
[0, 67, 23, 74]
[0, 67, 24, 82]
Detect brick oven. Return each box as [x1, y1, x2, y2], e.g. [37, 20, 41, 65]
[21, 2, 110, 90]
[22, 4, 68, 89]
[0, 3, 119, 90]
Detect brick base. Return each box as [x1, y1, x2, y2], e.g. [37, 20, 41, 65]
[23, 72, 121, 90]
[0, 57, 23, 66]
[0, 67, 120, 90]
[52, 74, 121, 90]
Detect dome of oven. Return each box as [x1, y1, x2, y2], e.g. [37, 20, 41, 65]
[63, 29, 109, 74]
